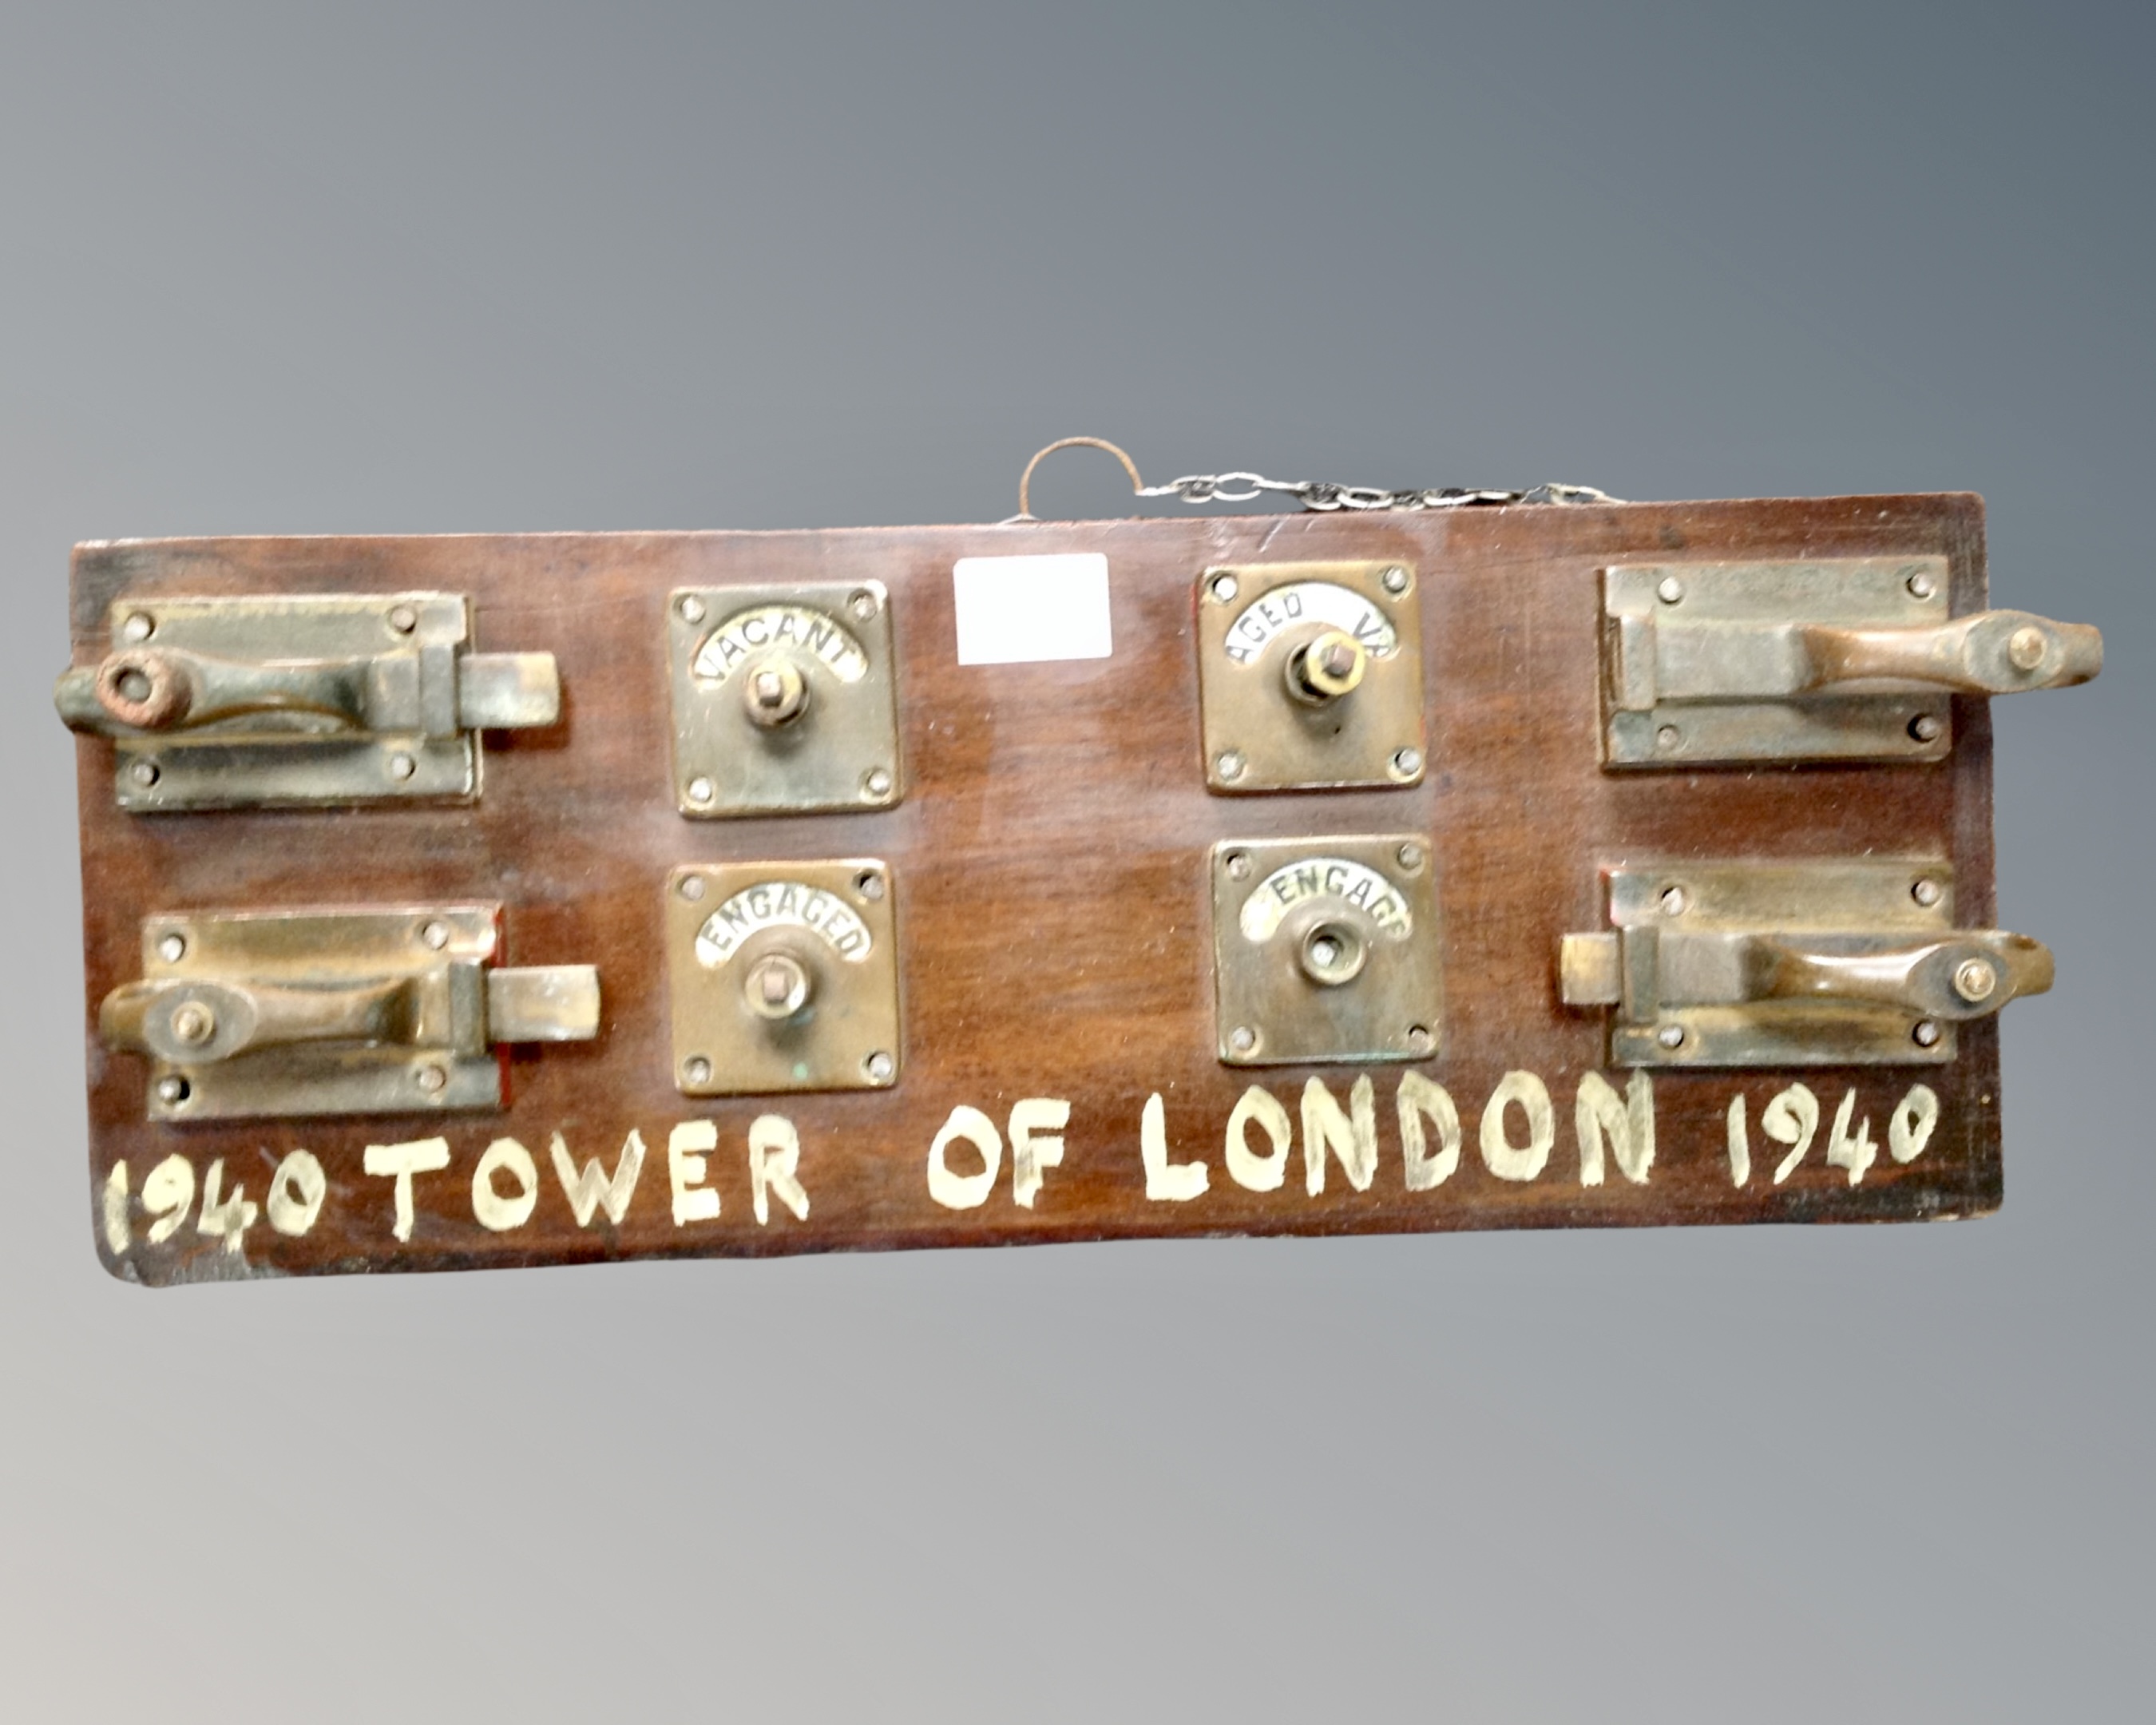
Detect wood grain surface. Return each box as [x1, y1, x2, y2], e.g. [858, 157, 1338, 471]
[65, 495, 2008, 1286]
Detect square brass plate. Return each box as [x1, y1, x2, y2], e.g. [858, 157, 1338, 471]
[1602, 859, 1957, 1066]
[665, 859, 901, 1095]
[139, 905, 505, 1120]
[1211, 835, 1442, 1065]
[668, 582, 902, 817]
[1601, 557, 1954, 767]
[1195, 560, 1425, 793]
[107, 593, 478, 810]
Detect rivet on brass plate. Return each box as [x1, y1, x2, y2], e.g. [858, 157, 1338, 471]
[668, 581, 902, 817]
[1211, 835, 1443, 1065]
[666, 859, 901, 1094]
[1556, 858, 2055, 1067]
[1195, 561, 1426, 793]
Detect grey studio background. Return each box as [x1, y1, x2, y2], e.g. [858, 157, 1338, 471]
[2, 3, 2150, 1720]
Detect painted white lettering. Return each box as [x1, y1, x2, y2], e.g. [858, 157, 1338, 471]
[748, 1115, 810, 1225]
[1726, 1096, 1751, 1188]
[363, 1138, 450, 1243]
[1889, 1085, 1940, 1164]
[1302, 1077, 1377, 1195]
[928, 1106, 1002, 1209]
[268, 1150, 327, 1236]
[102, 1161, 129, 1255]
[668, 1122, 722, 1224]
[1009, 1097, 1070, 1210]
[473, 1139, 539, 1231]
[142, 1152, 195, 1244]
[549, 1129, 645, 1227]
[1397, 1073, 1461, 1191]
[1140, 1093, 1208, 1201]
[196, 1158, 259, 1255]
[1763, 1085, 1821, 1185]
[1825, 1090, 1877, 1186]
[1225, 1086, 1293, 1192]
[1480, 1072, 1554, 1182]
[1575, 1071, 1655, 1186]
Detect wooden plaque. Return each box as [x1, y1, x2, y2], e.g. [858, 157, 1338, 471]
[64, 495, 2038, 1287]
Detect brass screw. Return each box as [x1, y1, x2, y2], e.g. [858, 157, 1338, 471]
[864, 1050, 895, 1084]
[1216, 749, 1246, 782]
[679, 874, 707, 901]
[1389, 746, 1423, 779]
[2007, 626, 2048, 672]
[862, 766, 894, 799]
[1907, 570, 1937, 600]
[1224, 850, 1252, 881]
[388, 752, 418, 781]
[1660, 886, 1687, 915]
[854, 870, 886, 901]
[686, 775, 715, 804]
[1396, 842, 1425, 872]
[1656, 1024, 1686, 1049]
[1228, 1025, 1258, 1056]
[1912, 1019, 1943, 1048]
[1208, 571, 1239, 604]
[415, 1063, 448, 1094]
[679, 594, 707, 625]
[154, 1075, 189, 1106]
[121, 612, 155, 644]
[129, 759, 161, 787]
[1912, 878, 1943, 908]
[1380, 566, 1410, 596]
[420, 920, 450, 950]
[683, 1056, 712, 1086]
[849, 588, 880, 621]
[1655, 724, 1682, 751]
[157, 933, 187, 963]
[169, 1002, 215, 1045]
[1908, 714, 1944, 743]
[1405, 1025, 1434, 1057]
[386, 603, 418, 634]
[1656, 576, 1685, 605]
[1953, 957, 1999, 1003]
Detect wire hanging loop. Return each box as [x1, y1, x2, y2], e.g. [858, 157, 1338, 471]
[1013, 437, 1149, 522]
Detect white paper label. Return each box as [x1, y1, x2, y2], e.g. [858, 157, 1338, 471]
[952, 553, 1113, 666]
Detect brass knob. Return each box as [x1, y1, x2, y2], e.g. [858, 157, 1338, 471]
[743, 950, 813, 1020]
[743, 660, 810, 728]
[1286, 629, 1368, 706]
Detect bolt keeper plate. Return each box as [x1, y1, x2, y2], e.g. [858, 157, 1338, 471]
[666, 859, 900, 1095]
[668, 582, 901, 817]
[1211, 835, 1443, 1065]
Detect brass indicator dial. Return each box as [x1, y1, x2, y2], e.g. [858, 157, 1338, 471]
[1195, 561, 1425, 792]
[1212, 835, 1443, 1065]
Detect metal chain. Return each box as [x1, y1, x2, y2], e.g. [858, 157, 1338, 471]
[1011, 438, 1620, 521]
[1136, 471, 1621, 512]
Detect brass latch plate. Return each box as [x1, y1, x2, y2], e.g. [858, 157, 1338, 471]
[1603, 557, 1953, 767]
[668, 583, 902, 817]
[666, 859, 900, 1094]
[54, 593, 560, 809]
[1212, 835, 1442, 1065]
[1195, 561, 1426, 792]
[107, 906, 600, 1120]
[1559, 859, 2054, 1067]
